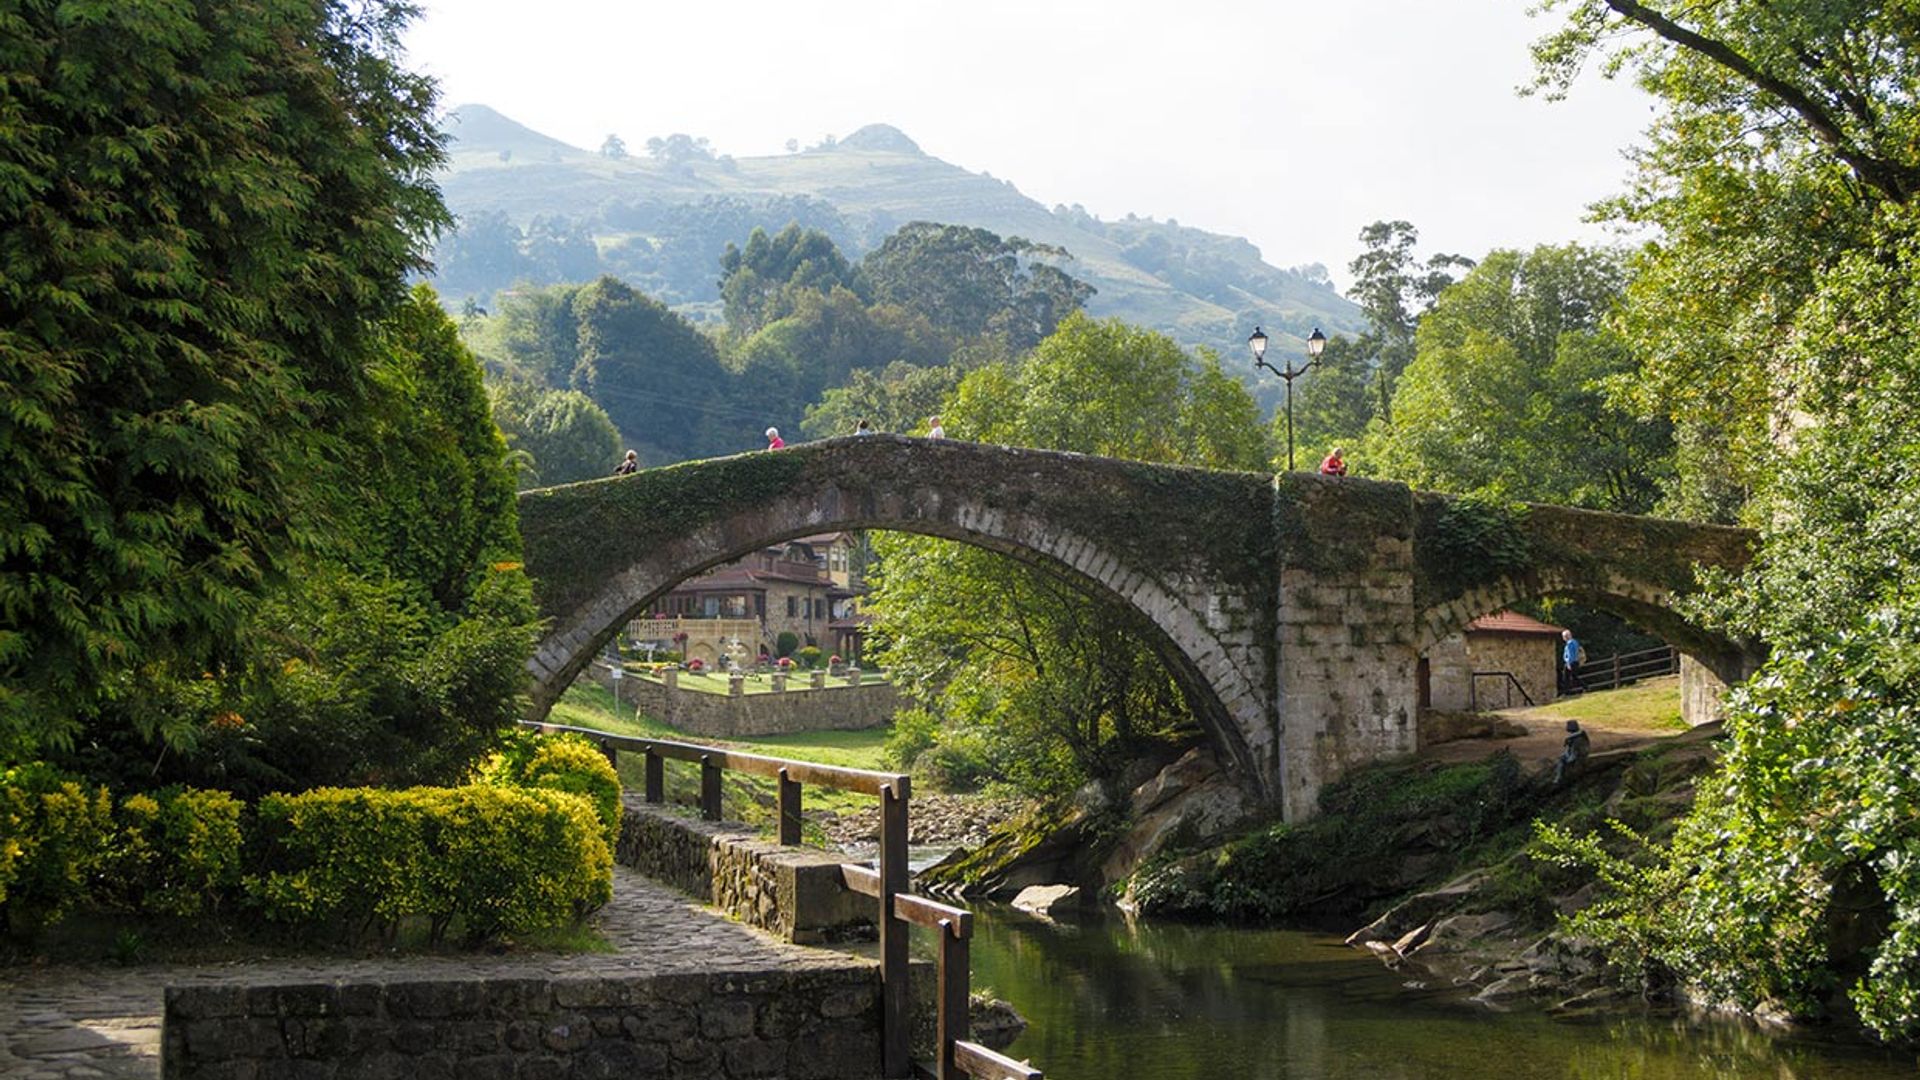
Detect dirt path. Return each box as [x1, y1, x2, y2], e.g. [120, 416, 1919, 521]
[1419, 676, 1706, 768]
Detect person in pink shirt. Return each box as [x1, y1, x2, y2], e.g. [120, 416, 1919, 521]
[765, 426, 785, 450]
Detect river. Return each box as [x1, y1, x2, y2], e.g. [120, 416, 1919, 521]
[965, 904, 1917, 1079]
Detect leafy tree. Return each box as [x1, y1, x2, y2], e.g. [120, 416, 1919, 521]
[490, 381, 623, 488]
[644, 134, 714, 164]
[869, 315, 1268, 794]
[600, 134, 628, 160]
[0, 0, 446, 759]
[719, 224, 863, 338]
[434, 210, 534, 300]
[1284, 333, 1376, 470]
[1363, 245, 1670, 513]
[802, 361, 970, 441]
[570, 276, 735, 455]
[860, 223, 1095, 352]
[1526, 2, 1920, 1038]
[472, 283, 586, 389]
[1345, 221, 1473, 420]
[522, 215, 603, 284]
[68, 290, 538, 794]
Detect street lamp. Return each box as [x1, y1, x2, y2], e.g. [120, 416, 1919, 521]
[1250, 326, 1326, 471]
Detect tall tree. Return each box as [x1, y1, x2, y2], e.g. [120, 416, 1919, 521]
[570, 276, 733, 455]
[719, 224, 862, 339]
[490, 381, 623, 489]
[75, 291, 538, 793]
[869, 315, 1269, 794]
[1364, 245, 1669, 512]
[860, 223, 1095, 352]
[0, 0, 447, 758]
[1345, 221, 1473, 421]
[1528, 1, 1920, 1039]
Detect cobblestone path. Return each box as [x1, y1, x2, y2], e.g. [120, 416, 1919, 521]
[0, 865, 868, 1079]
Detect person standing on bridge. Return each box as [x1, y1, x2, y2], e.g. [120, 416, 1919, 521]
[927, 415, 945, 439]
[765, 426, 785, 450]
[1318, 447, 1348, 476]
[1560, 629, 1586, 694]
[855, 419, 875, 436]
[613, 450, 639, 476]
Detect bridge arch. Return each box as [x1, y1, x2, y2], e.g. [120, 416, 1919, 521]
[518, 438, 1281, 800]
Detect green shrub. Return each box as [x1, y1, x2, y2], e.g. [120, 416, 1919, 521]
[795, 645, 824, 668]
[488, 732, 621, 847]
[883, 707, 942, 771]
[248, 787, 433, 938]
[108, 788, 245, 918]
[421, 786, 612, 942]
[775, 631, 799, 658]
[0, 763, 113, 931]
[246, 784, 611, 943]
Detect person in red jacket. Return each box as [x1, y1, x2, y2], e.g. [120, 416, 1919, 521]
[1318, 447, 1348, 476]
[765, 426, 785, 450]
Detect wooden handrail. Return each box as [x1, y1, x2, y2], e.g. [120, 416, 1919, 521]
[953, 1041, 1043, 1080]
[524, 720, 1039, 1080]
[523, 720, 900, 795]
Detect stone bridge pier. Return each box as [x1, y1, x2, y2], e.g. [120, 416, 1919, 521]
[517, 439, 1760, 823]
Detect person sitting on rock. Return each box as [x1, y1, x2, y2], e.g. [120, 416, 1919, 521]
[1553, 720, 1591, 784]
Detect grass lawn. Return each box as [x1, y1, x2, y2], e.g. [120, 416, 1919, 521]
[548, 681, 894, 829]
[1514, 675, 1687, 734]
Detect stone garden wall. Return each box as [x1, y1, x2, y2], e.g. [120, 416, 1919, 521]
[162, 969, 882, 1079]
[614, 800, 873, 945]
[591, 662, 898, 738]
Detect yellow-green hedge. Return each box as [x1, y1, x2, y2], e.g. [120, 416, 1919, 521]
[486, 731, 622, 848]
[0, 763, 113, 930]
[109, 787, 245, 918]
[249, 784, 611, 942]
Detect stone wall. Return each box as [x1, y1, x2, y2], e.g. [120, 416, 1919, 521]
[1426, 631, 1558, 712]
[1275, 477, 1421, 822]
[615, 801, 873, 945]
[163, 969, 882, 1079]
[593, 664, 898, 738]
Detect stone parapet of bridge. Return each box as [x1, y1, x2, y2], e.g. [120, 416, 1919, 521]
[518, 439, 1758, 822]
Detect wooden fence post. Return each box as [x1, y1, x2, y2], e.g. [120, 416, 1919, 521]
[880, 778, 911, 1077]
[644, 750, 663, 803]
[700, 754, 722, 821]
[937, 916, 971, 1080]
[777, 767, 803, 846]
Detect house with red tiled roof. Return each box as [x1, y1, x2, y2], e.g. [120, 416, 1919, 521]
[636, 533, 870, 663]
[1420, 609, 1566, 712]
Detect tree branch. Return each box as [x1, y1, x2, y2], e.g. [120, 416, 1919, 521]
[1603, 0, 1914, 201]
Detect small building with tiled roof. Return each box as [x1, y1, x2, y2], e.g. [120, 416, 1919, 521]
[1420, 609, 1566, 712]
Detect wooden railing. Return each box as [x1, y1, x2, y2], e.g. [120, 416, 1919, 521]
[1468, 670, 1536, 710]
[523, 721, 1041, 1080]
[1575, 644, 1679, 692]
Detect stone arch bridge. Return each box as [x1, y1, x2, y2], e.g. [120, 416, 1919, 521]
[516, 437, 1758, 822]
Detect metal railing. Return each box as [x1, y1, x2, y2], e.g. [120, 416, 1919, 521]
[1468, 670, 1536, 710]
[1574, 644, 1679, 692]
[524, 721, 1040, 1080]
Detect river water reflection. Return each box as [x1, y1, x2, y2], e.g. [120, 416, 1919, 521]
[966, 904, 1916, 1079]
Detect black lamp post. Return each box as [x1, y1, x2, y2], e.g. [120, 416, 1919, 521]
[1250, 326, 1326, 470]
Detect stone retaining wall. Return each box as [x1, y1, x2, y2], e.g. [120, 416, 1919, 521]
[592, 664, 898, 738]
[615, 800, 873, 945]
[162, 969, 882, 1079]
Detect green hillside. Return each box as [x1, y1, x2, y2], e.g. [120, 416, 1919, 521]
[432, 105, 1361, 355]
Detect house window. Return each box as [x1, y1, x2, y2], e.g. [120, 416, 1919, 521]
[814, 599, 826, 620]
[786, 596, 797, 617]
[754, 595, 765, 618]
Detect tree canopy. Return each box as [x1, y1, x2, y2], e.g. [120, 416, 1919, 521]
[860, 222, 1095, 352]
[869, 315, 1268, 795]
[0, 0, 447, 757]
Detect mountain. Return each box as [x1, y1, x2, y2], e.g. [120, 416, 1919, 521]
[431, 105, 1362, 354]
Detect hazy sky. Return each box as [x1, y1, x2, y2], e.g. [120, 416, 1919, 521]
[404, 0, 1655, 284]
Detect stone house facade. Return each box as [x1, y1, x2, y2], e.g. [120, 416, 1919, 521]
[1421, 609, 1565, 712]
[641, 533, 870, 661]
